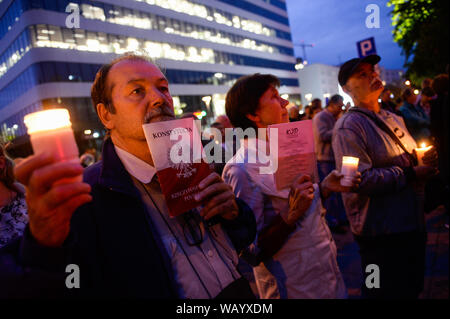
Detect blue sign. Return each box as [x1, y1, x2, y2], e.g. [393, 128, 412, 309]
[357, 37, 377, 58]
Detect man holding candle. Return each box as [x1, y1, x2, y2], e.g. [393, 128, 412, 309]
[0, 55, 256, 298]
[332, 55, 439, 299]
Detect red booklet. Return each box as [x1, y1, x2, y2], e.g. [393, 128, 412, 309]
[143, 118, 211, 217]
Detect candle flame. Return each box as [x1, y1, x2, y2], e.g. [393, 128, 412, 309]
[420, 142, 426, 148]
[342, 156, 359, 166]
[24, 109, 72, 134]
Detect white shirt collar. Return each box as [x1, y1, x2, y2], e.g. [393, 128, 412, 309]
[114, 145, 156, 184]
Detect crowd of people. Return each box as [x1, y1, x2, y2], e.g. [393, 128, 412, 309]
[0, 53, 448, 299]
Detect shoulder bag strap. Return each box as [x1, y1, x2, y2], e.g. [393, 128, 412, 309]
[348, 108, 418, 165]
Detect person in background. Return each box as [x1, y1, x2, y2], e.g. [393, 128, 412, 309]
[394, 97, 403, 112]
[215, 114, 233, 129]
[380, 88, 399, 115]
[400, 88, 431, 142]
[80, 151, 96, 168]
[210, 122, 225, 143]
[209, 121, 227, 175]
[334, 54, 439, 299]
[313, 94, 348, 233]
[419, 87, 436, 117]
[310, 98, 322, 119]
[288, 105, 301, 122]
[223, 73, 361, 299]
[214, 114, 239, 160]
[300, 105, 312, 120]
[0, 144, 27, 249]
[422, 78, 432, 89]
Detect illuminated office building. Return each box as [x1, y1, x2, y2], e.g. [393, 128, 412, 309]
[0, 0, 299, 143]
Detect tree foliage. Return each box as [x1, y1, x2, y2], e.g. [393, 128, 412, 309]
[387, 0, 449, 85]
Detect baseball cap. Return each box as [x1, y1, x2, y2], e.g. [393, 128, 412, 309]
[338, 55, 381, 87]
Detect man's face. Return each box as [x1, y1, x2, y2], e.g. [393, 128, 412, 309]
[104, 60, 175, 143]
[252, 86, 289, 127]
[344, 63, 383, 103]
[329, 99, 344, 116]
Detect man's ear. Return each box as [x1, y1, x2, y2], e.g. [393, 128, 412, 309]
[96, 103, 114, 130]
[246, 113, 259, 124]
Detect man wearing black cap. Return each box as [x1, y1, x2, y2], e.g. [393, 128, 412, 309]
[332, 55, 439, 298]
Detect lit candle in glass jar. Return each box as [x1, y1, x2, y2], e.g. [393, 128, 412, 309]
[415, 142, 432, 166]
[24, 109, 81, 182]
[341, 156, 359, 187]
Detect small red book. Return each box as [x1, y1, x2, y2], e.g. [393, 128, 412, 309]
[143, 118, 211, 217]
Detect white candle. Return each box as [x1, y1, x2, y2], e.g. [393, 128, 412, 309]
[24, 109, 81, 182]
[415, 143, 432, 166]
[341, 156, 359, 187]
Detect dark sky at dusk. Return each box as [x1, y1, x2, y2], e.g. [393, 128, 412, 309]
[285, 0, 407, 70]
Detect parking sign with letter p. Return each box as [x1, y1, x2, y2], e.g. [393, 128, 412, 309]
[357, 37, 377, 58]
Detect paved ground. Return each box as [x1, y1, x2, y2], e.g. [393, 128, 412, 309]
[334, 205, 449, 299]
[239, 206, 449, 299]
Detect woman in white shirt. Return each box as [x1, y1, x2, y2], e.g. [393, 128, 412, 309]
[222, 74, 360, 299]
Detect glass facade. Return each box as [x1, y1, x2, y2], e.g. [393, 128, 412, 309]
[0, 30, 32, 78]
[261, 0, 287, 11]
[1, 101, 42, 141]
[216, 0, 289, 25]
[0, 0, 292, 41]
[72, 1, 294, 54]
[0, 0, 24, 40]
[0, 25, 296, 81]
[1, 61, 298, 108]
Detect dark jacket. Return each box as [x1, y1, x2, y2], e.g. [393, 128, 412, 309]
[313, 109, 336, 162]
[399, 101, 431, 141]
[0, 138, 256, 298]
[430, 94, 449, 182]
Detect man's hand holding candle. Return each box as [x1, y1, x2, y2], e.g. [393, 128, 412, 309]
[14, 153, 92, 247]
[413, 145, 439, 181]
[320, 170, 362, 199]
[15, 109, 92, 247]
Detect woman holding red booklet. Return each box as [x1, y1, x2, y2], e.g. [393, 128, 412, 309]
[222, 73, 361, 299]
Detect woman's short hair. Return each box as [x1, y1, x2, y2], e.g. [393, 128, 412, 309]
[225, 73, 280, 131]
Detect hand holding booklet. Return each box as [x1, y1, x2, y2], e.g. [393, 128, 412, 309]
[268, 120, 317, 190]
[143, 118, 211, 217]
